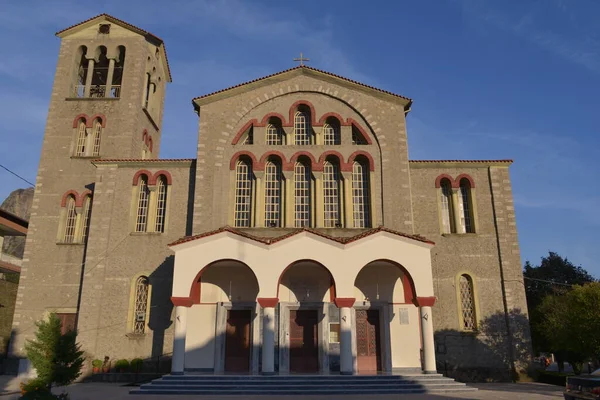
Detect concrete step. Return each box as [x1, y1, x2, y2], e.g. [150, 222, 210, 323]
[148, 379, 465, 386]
[131, 387, 478, 395]
[160, 373, 446, 380]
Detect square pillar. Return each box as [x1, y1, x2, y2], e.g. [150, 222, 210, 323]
[334, 298, 356, 375]
[257, 298, 278, 374]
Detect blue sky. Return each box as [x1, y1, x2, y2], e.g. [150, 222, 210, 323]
[1, 0, 599, 275]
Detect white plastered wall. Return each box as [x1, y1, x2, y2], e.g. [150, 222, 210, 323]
[185, 304, 216, 369]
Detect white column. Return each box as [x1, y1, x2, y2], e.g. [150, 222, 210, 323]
[339, 306, 354, 375]
[105, 58, 115, 98]
[171, 306, 188, 375]
[262, 305, 276, 374]
[420, 306, 437, 374]
[84, 58, 95, 97]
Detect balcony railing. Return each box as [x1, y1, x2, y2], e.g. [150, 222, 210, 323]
[72, 85, 121, 99]
[0, 252, 22, 267]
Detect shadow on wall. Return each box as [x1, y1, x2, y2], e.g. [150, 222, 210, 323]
[148, 255, 175, 360]
[435, 308, 532, 382]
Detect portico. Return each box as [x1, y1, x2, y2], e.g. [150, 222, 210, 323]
[168, 226, 437, 375]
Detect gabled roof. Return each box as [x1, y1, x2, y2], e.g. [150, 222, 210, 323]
[56, 14, 172, 82]
[169, 226, 434, 248]
[192, 66, 412, 111]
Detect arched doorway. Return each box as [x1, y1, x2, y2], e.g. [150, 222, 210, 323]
[277, 260, 336, 373]
[353, 260, 419, 373]
[186, 259, 260, 373]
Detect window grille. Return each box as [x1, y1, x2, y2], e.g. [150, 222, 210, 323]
[294, 161, 311, 227]
[75, 120, 87, 156]
[351, 126, 367, 145]
[234, 160, 253, 227]
[458, 182, 473, 233]
[352, 161, 371, 228]
[135, 176, 150, 232]
[440, 181, 453, 234]
[155, 177, 167, 233]
[81, 196, 92, 241]
[459, 275, 477, 331]
[133, 276, 149, 334]
[92, 120, 102, 156]
[64, 196, 77, 243]
[264, 161, 282, 227]
[323, 123, 340, 145]
[265, 124, 282, 145]
[294, 111, 310, 145]
[323, 161, 341, 227]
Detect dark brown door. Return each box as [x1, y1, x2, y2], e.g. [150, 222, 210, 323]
[356, 309, 382, 373]
[225, 309, 251, 372]
[289, 309, 319, 373]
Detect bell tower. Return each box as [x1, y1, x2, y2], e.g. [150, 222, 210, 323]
[10, 14, 171, 355]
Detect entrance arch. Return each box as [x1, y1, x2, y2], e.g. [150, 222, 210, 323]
[189, 259, 259, 304]
[277, 259, 336, 302]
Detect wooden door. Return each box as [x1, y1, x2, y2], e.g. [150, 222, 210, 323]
[224, 309, 251, 372]
[289, 309, 319, 373]
[356, 309, 382, 373]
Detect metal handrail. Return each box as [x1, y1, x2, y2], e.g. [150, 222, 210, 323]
[72, 85, 121, 98]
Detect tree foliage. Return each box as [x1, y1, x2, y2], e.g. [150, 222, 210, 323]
[24, 313, 85, 389]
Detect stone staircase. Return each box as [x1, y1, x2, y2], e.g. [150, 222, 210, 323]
[130, 373, 477, 395]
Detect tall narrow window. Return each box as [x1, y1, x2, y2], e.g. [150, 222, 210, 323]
[81, 195, 92, 242]
[155, 176, 168, 233]
[458, 179, 474, 233]
[63, 196, 77, 243]
[135, 176, 150, 232]
[133, 276, 150, 334]
[351, 126, 368, 145]
[234, 159, 253, 227]
[459, 274, 477, 331]
[265, 123, 283, 145]
[92, 119, 102, 156]
[352, 160, 371, 228]
[242, 127, 254, 145]
[75, 119, 87, 156]
[323, 160, 341, 228]
[294, 108, 312, 144]
[264, 160, 282, 227]
[294, 161, 311, 227]
[323, 118, 340, 145]
[73, 46, 88, 98]
[440, 180, 454, 234]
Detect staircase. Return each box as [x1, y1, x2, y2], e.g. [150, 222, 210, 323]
[130, 374, 477, 395]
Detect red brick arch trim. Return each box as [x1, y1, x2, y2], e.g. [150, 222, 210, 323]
[231, 120, 257, 145]
[434, 174, 455, 188]
[60, 190, 80, 207]
[72, 114, 88, 128]
[318, 150, 345, 165]
[289, 151, 319, 171]
[151, 170, 172, 185]
[259, 112, 287, 127]
[142, 129, 148, 141]
[318, 112, 348, 126]
[333, 298, 356, 308]
[289, 100, 317, 126]
[79, 190, 93, 205]
[89, 113, 106, 128]
[259, 151, 290, 170]
[347, 151, 375, 171]
[132, 169, 153, 185]
[347, 119, 373, 145]
[230, 151, 259, 170]
[257, 298, 279, 308]
[455, 173, 475, 189]
[415, 296, 437, 307]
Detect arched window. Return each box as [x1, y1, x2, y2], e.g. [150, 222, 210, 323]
[63, 195, 77, 243]
[323, 159, 341, 228]
[242, 127, 254, 145]
[294, 106, 312, 145]
[352, 160, 371, 228]
[265, 119, 283, 145]
[264, 159, 282, 227]
[440, 179, 454, 234]
[459, 274, 477, 331]
[90, 46, 109, 98]
[234, 159, 253, 227]
[92, 119, 102, 156]
[75, 119, 87, 156]
[81, 195, 92, 242]
[73, 46, 89, 98]
[133, 276, 150, 334]
[110, 46, 125, 98]
[351, 125, 368, 145]
[135, 175, 150, 232]
[155, 176, 168, 233]
[458, 178, 474, 233]
[294, 160, 311, 227]
[323, 118, 340, 145]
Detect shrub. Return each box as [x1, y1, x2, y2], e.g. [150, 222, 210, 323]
[115, 359, 129, 372]
[130, 358, 143, 372]
[536, 371, 574, 386]
[91, 359, 102, 368]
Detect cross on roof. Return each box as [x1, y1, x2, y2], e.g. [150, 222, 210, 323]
[293, 52, 310, 66]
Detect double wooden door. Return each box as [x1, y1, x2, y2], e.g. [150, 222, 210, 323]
[289, 309, 319, 373]
[356, 309, 382, 373]
[224, 309, 251, 372]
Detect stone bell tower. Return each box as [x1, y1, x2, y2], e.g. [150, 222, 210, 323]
[10, 14, 171, 356]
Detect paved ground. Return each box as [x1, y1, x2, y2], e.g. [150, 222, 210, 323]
[0, 376, 564, 399]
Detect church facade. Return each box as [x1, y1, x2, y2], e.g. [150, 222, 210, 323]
[11, 14, 531, 380]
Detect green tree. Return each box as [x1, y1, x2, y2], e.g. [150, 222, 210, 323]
[523, 252, 595, 355]
[538, 283, 600, 374]
[24, 313, 85, 390]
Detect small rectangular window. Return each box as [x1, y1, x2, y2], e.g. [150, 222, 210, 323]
[399, 308, 409, 325]
[329, 322, 340, 343]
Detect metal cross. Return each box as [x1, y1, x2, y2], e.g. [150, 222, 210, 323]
[293, 52, 310, 66]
